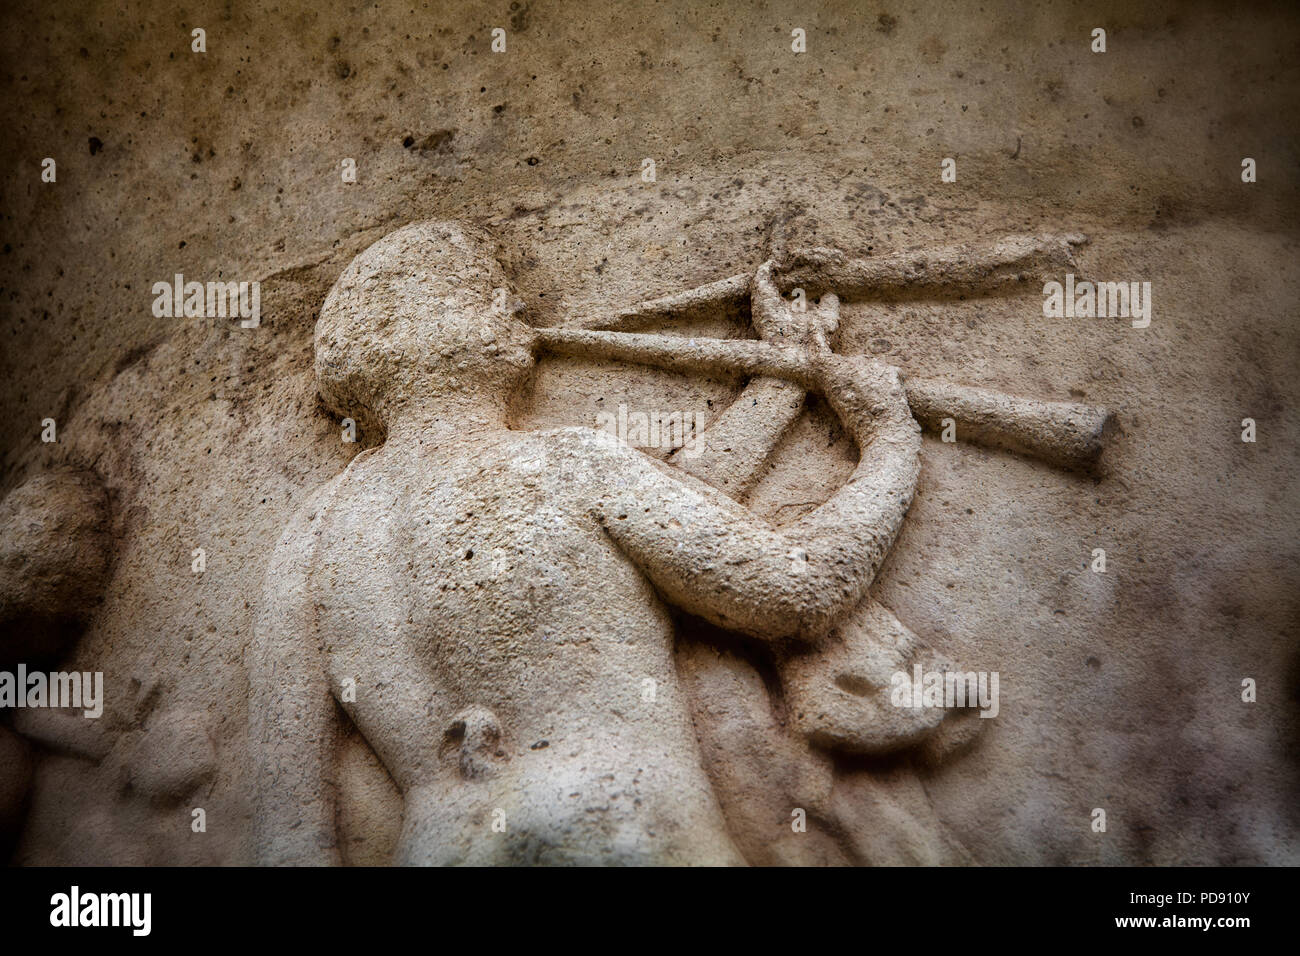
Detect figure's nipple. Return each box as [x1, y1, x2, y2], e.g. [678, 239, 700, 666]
[439, 706, 507, 780]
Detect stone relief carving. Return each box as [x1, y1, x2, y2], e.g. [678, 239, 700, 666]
[0, 0, 1293, 889]
[247, 220, 1112, 864]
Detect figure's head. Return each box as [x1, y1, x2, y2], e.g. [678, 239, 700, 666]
[315, 220, 535, 430]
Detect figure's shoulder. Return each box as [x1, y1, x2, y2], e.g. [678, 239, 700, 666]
[270, 450, 377, 561]
[529, 426, 652, 480]
[530, 425, 632, 456]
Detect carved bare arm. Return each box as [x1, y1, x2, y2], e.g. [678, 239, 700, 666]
[248, 482, 344, 867]
[593, 345, 920, 643]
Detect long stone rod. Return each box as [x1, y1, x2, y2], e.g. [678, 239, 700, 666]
[573, 233, 1087, 331]
[535, 328, 1112, 473]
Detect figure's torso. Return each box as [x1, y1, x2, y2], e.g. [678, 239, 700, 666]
[308, 428, 744, 864]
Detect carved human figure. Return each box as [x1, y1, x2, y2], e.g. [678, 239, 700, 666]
[249, 220, 922, 864]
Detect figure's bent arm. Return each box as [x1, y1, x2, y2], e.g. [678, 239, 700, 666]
[249, 486, 343, 866]
[595, 354, 920, 642]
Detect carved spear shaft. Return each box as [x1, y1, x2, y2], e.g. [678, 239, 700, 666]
[572, 233, 1088, 331]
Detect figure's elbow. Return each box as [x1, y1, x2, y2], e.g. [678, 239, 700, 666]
[739, 554, 862, 643]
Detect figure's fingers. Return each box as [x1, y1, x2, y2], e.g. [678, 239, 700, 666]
[751, 260, 790, 338]
[752, 260, 783, 310]
[814, 353, 902, 409]
[816, 292, 840, 337]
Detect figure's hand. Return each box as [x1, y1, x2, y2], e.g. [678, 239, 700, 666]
[750, 260, 839, 353]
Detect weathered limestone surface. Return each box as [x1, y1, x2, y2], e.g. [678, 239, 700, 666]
[0, 1, 1297, 865]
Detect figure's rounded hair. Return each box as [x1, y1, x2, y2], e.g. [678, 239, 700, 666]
[314, 220, 508, 428]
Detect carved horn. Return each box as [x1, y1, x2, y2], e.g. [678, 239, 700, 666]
[535, 327, 1112, 474]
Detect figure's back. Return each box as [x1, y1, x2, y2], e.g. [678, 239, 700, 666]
[304, 428, 744, 864]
